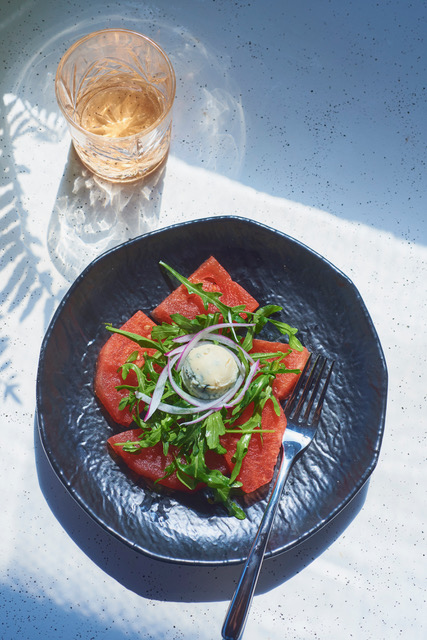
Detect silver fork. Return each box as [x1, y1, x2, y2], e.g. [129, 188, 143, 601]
[222, 355, 335, 640]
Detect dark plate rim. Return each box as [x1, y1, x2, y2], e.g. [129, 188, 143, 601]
[36, 215, 388, 565]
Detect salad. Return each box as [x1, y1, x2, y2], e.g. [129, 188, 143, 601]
[95, 258, 309, 519]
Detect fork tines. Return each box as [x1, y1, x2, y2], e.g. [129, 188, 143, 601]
[285, 354, 334, 425]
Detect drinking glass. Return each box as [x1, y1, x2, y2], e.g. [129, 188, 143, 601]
[55, 29, 175, 183]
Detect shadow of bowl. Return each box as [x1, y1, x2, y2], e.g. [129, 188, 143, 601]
[34, 412, 368, 604]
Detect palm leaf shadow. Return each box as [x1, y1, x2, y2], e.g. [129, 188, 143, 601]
[0, 95, 64, 403]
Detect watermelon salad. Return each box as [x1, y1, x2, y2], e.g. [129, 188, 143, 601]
[94, 257, 309, 519]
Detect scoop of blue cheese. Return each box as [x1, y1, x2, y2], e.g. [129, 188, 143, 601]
[181, 343, 239, 400]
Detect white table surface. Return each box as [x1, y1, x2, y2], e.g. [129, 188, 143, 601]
[1, 1, 426, 639]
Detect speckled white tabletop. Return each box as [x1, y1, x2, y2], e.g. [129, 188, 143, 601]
[1, 1, 425, 639]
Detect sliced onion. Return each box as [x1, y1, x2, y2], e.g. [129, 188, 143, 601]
[165, 344, 186, 357]
[143, 365, 169, 421]
[226, 344, 247, 376]
[173, 322, 252, 345]
[136, 372, 245, 418]
[224, 359, 260, 408]
[133, 320, 258, 421]
[174, 322, 254, 371]
[180, 372, 245, 425]
[180, 410, 216, 426]
[173, 328, 254, 365]
[227, 310, 238, 342]
[135, 391, 202, 416]
[201, 333, 255, 364]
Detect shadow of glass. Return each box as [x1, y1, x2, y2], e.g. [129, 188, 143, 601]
[47, 145, 167, 282]
[1, 6, 248, 328]
[35, 413, 367, 604]
[3, 9, 246, 292]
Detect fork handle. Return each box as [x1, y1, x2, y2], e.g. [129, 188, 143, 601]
[221, 443, 299, 640]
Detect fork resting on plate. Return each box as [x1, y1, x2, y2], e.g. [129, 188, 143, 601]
[222, 354, 335, 640]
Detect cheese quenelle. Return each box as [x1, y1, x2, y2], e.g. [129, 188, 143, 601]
[181, 343, 239, 400]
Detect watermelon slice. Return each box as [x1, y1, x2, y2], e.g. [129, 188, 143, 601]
[221, 399, 287, 494]
[108, 430, 194, 491]
[251, 339, 310, 400]
[152, 256, 259, 324]
[94, 310, 157, 426]
[108, 429, 229, 492]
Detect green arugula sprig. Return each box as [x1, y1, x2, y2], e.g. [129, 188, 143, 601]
[159, 261, 303, 352]
[106, 261, 304, 519]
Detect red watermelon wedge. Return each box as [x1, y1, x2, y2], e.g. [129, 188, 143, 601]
[251, 339, 310, 400]
[221, 399, 287, 494]
[152, 256, 259, 324]
[108, 429, 229, 492]
[94, 311, 157, 426]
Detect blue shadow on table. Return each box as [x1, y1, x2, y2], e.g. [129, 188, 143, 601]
[0, 582, 135, 640]
[34, 414, 368, 604]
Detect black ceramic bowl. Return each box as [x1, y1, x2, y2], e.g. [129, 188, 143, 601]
[36, 216, 387, 565]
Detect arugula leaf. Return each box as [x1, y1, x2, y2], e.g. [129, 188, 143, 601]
[118, 397, 130, 411]
[205, 412, 226, 450]
[268, 319, 303, 351]
[229, 431, 253, 483]
[150, 322, 182, 342]
[105, 324, 165, 353]
[240, 305, 283, 350]
[159, 261, 244, 319]
[119, 362, 146, 387]
[126, 350, 139, 363]
[175, 467, 200, 491]
[176, 447, 231, 490]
